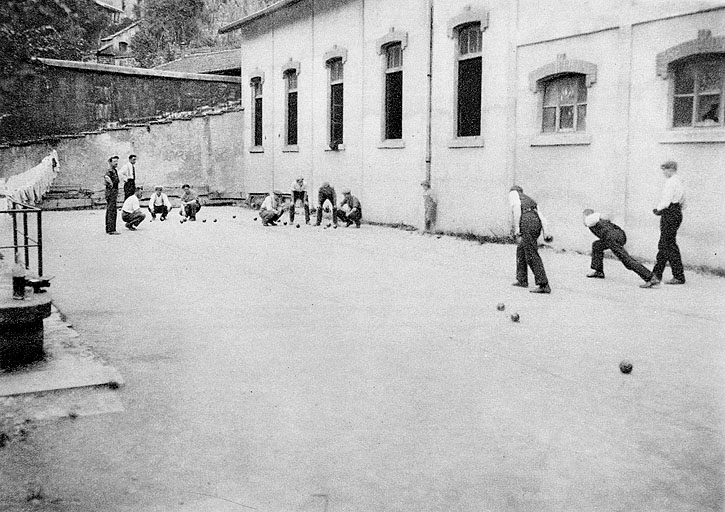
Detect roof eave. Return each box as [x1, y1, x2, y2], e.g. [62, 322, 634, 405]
[218, 0, 303, 34]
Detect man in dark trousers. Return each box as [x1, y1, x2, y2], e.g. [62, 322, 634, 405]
[336, 188, 362, 227]
[104, 155, 120, 235]
[290, 176, 311, 225]
[315, 181, 337, 226]
[119, 154, 137, 199]
[641, 160, 686, 288]
[509, 185, 552, 294]
[582, 209, 653, 284]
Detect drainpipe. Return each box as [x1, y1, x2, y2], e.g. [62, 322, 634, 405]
[425, 0, 434, 184]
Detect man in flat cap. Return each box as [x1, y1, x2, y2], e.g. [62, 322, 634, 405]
[315, 182, 337, 227]
[259, 190, 287, 226]
[104, 155, 120, 235]
[336, 188, 362, 228]
[641, 160, 686, 288]
[148, 186, 172, 221]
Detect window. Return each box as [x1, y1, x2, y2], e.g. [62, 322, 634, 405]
[285, 70, 298, 146]
[456, 23, 482, 138]
[328, 58, 344, 148]
[541, 74, 587, 133]
[251, 77, 263, 147]
[118, 42, 128, 54]
[384, 43, 403, 140]
[671, 56, 724, 127]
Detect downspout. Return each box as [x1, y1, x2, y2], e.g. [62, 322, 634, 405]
[425, 0, 434, 183]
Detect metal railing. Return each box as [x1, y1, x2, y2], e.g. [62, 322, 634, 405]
[0, 199, 43, 277]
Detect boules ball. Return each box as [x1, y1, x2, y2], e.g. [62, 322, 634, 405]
[213, 219, 217, 223]
[333, 225, 338, 229]
[296, 224, 300, 228]
[202, 219, 207, 223]
[496, 303, 505, 311]
[326, 223, 331, 228]
[619, 360, 633, 374]
[253, 217, 257, 221]
[510, 313, 520, 323]
[232, 215, 237, 219]
[284, 222, 288, 225]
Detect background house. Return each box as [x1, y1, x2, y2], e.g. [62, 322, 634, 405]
[96, 21, 141, 66]
[220, 0, 725, 271]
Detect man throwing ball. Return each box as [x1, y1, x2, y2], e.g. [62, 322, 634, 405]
[582, 209, 654, 284]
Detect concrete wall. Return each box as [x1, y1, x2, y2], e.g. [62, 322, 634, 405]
[0, 111, 245, 198]
[0, 60, 242, 143]
[233, 0, 725, 270]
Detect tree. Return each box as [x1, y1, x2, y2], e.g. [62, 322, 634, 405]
[131, 0, 207, 67]
[0, 0, 112, 76]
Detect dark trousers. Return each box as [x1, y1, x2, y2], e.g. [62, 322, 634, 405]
[336, 208, 361, 226]
[105, 192, 118, 233]
[316, 193, 337, 225]
[259, 209, 281, 225]
[652, 205, 684, 281]
[516, 212, 548, 287]
[290, 191, 310, 223]
[123, 179, 136, 199]
[591, 232, 653, 282]
[149, 204, 169, 220]
[182, 201, 201, 220]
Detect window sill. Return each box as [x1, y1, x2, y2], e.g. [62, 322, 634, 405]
[448, 137, 484, 148]
[659, 129, 725, 144]
[282, 145, 299, 152]
[324, 144, 346, 152]
[530, 133, 591, 146]
[249, 146, 264, 153]
[377, 139, 405, 149]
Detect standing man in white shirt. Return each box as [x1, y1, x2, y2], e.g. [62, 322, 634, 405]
[290, 176, 310, 225]
[119, 154, 138, 199]
[641, 160, 686, 288]
[148, 186, 172, 221]
[509, 185, 553, 294]
[121, 187, 146, 230]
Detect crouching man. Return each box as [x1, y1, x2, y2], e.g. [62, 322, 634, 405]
[121, 188, 146, 231]
[336, 188, 362, 228]
[582, 209, 653, 284]
[259, 191, 287, 226]
[148, 186, 172, 221]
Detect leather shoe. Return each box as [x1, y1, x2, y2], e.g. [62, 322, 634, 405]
[511, 281, 528, 288]
[639, 277, 660, 288]
[587, 271, 605, 279]
[530, 285, 551, 294]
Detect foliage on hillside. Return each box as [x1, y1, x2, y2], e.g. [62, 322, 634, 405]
[0, 0, 132, 76]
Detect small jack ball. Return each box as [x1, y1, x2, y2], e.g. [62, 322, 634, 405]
[510, 313, 520, 322]
[619, 360, 633, 374]
[497, 303, 505, 311]
[296, 224, 300, 228]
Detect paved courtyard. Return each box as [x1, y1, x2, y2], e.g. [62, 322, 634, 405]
[1, 207, 723, 511]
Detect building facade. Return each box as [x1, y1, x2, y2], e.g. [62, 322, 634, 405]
[221, 0, 725, 270]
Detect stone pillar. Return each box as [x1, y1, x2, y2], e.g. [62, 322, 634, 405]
[0, 284, 52, 369]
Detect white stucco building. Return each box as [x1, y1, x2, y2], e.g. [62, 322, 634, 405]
[220, 0, 725, 271]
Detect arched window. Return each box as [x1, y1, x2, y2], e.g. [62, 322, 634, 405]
[249, 70, 265, 149]
[540, 74, 588, 133]
[324, 47, 347, 150]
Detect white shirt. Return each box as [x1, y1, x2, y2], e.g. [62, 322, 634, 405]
[260, 195, 277, 212]
[122, 194, 140, 213]
[149, 192, 171, 209]
[119, 161, 136, 183]
[656, 174, 686, 211]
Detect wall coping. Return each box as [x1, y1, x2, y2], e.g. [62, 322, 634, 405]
[656, 29, 725, 79]
[35, 58, 243, 84]
[528, 53, 597, 92]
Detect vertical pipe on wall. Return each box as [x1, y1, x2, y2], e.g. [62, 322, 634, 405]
[425, 0, 434, 184]
[360, 0, 365, 206]
[310, 0, 316, 193]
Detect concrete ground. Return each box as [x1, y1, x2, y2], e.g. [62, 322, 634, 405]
[0, 207, 723, 511]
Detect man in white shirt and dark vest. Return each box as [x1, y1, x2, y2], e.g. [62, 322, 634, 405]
[509, 185, 552, 294]
[121, 187, 146, 230]
[259, 191, 287, 226]
[641, 160, 686, 288]
[290, 176, 311, 225]
[119, 154, 137, 199]
[582, 209, 653, 284]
